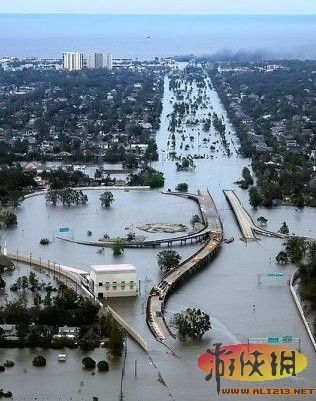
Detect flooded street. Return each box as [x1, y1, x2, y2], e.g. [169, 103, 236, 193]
[1, 66, 316, 401]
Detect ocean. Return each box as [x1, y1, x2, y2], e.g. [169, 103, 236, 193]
[0, 14, 316, 59]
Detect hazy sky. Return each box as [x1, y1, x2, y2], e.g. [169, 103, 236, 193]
[1, 0, 316, 14]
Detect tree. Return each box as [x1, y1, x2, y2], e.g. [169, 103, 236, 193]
[126, 232, 136, 242]
[45, 189, 59, 206]
[0, 327, 5, 341]
[0, 255, 14, 272]
[242, 167, 254, 186]
[100, 191, 114, 207]
[0, 275, 5, 289]
[128, 167, 165, 189]
[286, 237, 306, 263]
[0, 210, 17, 228]
[97, 360, 109, 372]
[172, 308, 211, 341]
[278, 222, 289, 235]
[94, 169, 103, 180]
[45, 188, 88, 206]
[276, 251, 289, 264]
[28, 271, 39, 290]
[257, 216, 268, 226]
[175, 183, 188, 192]
[112, 241, 124, 256]
[249, 187, 262, 208]
[32, 355, 46, 367]
[191, 214, 202, 226]
[82, 357, 96, 370]
[33, 293, 42, 307]
[107, 322, 124, 358]
[157, 250, 182, 273]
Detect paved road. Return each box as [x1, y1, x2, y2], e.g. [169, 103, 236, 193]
[223, 190, 256, 239]
[223, 190, 315, 241]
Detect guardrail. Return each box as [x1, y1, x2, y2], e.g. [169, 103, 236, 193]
[289, 272, 316, 352]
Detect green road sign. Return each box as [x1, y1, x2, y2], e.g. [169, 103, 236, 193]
[267, 272, 284, 278]
[59, 227, 70, 233]
[268, 337, 279, 343]
[282, 336, 293, 343]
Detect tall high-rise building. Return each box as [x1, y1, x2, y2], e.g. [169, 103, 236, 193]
[86, 53, 103, 69]
[103, 53, 113, 70]
[62, 52, 84, 71]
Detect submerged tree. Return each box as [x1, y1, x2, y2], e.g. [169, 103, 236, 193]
[278, 222, 289, 235]
[249, 187, 262, 208]
[82, 356, 96, 370]
[45, 188, 88, 206]
[275, 251, 289, 264]
[100, 191, 114, 207]
[257, 216, 268, 226]
[157, 250, 182, 273]
[172, 308, 211, 341]
[286, 237, 306, 263]
[0, 210, 17, 228]
[175, 183, 188, 192]
[112, 241, 124, 256]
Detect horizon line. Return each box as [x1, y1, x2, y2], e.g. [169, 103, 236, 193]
[0, 12, 316, 16]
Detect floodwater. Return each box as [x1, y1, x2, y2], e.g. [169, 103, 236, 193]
[1, 67, 316, 401]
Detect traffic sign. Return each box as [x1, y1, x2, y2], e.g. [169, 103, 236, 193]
[267, 272, 284, 278]
[282, 336, 293, 343]
[59, 227, 70, 233]
[268, 337, 279, 344]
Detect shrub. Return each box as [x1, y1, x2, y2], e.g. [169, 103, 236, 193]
[82, 356, 96, 370]
[175, 183, 188, 192]
[4, 360, 14, 368]
[32, 355, 46, 367]
[97, 360, 109, 372]
[191, 214, 202, 225]
[0, 365, 5, 372]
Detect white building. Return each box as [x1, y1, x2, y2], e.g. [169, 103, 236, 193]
[90, 264, 137, 299]
[103, 53, 113, 70]
[63, 52, 84, 71]
[86, 53, 104, 69]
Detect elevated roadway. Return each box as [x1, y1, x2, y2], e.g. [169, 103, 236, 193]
[146, 190, 223, 341]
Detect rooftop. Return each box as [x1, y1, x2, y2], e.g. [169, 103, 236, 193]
[91, 264, 136, 273]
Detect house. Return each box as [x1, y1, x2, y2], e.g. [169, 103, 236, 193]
[89, 264, 137, 299]
[0, 324, 18, 340]
[54, 326, 79, 341]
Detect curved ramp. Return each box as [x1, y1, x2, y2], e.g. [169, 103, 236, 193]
[146, 190, 223, 341]
[57, 191, 218, 248]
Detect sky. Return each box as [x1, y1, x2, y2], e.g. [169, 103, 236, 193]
[1, 0, 316, 15]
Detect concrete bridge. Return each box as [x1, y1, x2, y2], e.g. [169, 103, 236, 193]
[223, 189, 315, 241]
[146, 190, 223, 341]
[57, 191, 219, 249]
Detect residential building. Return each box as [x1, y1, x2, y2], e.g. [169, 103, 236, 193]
[62, 52, 84, 71]
[103, 53, 113, 70]
[90, 264, 137, 299]
[86, 53, 103, 69]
